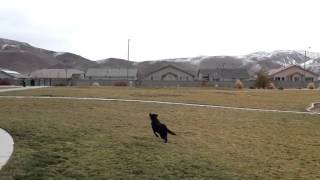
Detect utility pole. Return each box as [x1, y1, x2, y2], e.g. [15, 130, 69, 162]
[304, 50, 306, 81]
[221, 62, 226, 82]
[304, 47, 311, 81]
[127, 39, 130, 80]
[65, 68, 68, 85]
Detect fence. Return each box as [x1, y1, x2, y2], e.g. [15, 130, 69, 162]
[2, 78, 320, 89]
[274, 81, 320, 89]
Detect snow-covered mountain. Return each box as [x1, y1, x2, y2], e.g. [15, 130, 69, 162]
[305, 57, 320, 74]
[1, 37, 320, 75]
[162, 50, 320, 75]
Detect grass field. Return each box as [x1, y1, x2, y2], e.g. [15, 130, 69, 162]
[0, 87, 320, 179]
[1, 86, 320, 111]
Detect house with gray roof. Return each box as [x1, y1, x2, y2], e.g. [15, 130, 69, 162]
[198, 68, 250, 81]
[29, 69, 85, 79]
[0, 68, 25, 79]
[28, 69, 85, 86]
[269, 65, 318, 82]
[86, 68, 137, 80]
[144, 65, 196, 81]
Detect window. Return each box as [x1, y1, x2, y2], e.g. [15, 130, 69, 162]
[281, 77, 285, 81]
[305, 77, 314, 82]
[151, 76, 153, 80]
[275, 77, 280, 81]
[202, 75, 209, 81]
[186, 76, 189, 81]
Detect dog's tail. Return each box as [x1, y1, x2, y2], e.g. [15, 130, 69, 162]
[167, 128, 176, 135]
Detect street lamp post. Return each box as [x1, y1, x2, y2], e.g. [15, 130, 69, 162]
[127, 39, 130, 80]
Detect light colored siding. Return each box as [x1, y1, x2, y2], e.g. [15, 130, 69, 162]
[271, 66, 318, 82]
[86, 68, 137, 80]
[145, 67, 194, 81]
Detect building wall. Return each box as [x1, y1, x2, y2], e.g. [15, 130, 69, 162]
[86, 76, 137, 80]
[144, 67, 194, 81]
[139, 80, 256, 88]
[6, 78, 319, 89]
[198, 72, 248, 82]
[272, 66, 318, 82]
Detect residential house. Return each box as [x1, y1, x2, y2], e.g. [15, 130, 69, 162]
[143, 65, 195, 81]
[0, 68, 25, 79]
[29, 69, 85, 86]
[269, 65, 318, 82]
[86, 68, 138, 80]
[30, 69, 85, 79]
[198, 68, 250, 81]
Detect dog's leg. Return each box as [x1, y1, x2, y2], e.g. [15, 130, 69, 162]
[153, 130, 159, 137]
[164, 136, 167, 143]
[160, 133, 168, 143]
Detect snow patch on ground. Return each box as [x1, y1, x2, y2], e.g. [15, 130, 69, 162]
[1, 44, 19, 50]
[53, 52, 67, 57]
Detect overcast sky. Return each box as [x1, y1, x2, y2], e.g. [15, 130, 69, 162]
[1, 0, 319, 61]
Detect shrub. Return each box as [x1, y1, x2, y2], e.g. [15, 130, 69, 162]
[234, 79, 244, 89]
[278, 87, 284, 90]
[267, 82, 276, 89]
[92, 82, 100, 86]
[307, 82, 315, 89]
[255, 71, 270, 89]
[113, 81, 128, 86]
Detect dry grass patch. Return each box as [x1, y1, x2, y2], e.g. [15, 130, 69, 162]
[1, 86, 320, 111]
[0, 98, 319, 179]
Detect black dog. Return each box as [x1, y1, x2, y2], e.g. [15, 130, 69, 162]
[149, 113, 176, 143]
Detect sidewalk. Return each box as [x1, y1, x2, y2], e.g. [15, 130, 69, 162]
[0, 129, 14, 170]
[0, 86, 47, 93]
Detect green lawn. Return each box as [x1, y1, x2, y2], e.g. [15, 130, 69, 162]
[0, 87, 320, 179]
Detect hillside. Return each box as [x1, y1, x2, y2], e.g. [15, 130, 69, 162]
[1, 37, 320, 75]
[0, 38, 96, 74]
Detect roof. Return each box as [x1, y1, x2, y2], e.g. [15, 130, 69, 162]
[144, 65, 196, 77]
[269, 65, 319, 77]
[29, 69, 84, 78]
[0, 68, 25, 78]
[198, 68, 250, 79]
[86, 68, 138, 77]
